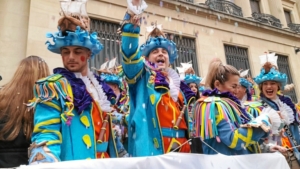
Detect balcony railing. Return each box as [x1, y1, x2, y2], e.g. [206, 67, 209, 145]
[205, 0, 243, 17]
[288, 23, 300, 33]
[252, 12, 282, 28]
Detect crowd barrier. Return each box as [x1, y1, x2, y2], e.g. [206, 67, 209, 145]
[17, 152, 289, 169]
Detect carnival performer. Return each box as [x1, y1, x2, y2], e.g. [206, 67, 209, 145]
[119, 0, 196, 156]
[27, 0, 125, 163]
[98, 59, 130, 155]
[236, 70, 263, 118]
[184, 74, 201, 100]
[254, 53, 300, 168]
[193, 58, 282, 155]
[0, 56, 50, 167]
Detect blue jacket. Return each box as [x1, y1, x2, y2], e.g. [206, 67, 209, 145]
[121, 24, 195, 156]
[28, 68, 119, 162]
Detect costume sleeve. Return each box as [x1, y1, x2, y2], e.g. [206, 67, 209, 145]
[121, 24, 144, 84]
[217, 119, 268, 150]
[28, 76, 74, 163]
[30, 100, 62, 162]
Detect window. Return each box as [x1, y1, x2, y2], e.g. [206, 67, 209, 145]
[284, 10, 292, 25]
[165, 34, 199, 75]
[224, 45, 251, 75]
[89, 18, 121, 71]
[277, 54, 297, 102]
[250, 0, 260, 14]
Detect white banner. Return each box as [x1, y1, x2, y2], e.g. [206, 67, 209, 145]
[19, 152, 289, 169]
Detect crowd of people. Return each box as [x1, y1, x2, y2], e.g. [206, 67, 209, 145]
[1, 0, 300, 168]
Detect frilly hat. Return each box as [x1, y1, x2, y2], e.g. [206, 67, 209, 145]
[254, 53, 287, 90]
[184, 74, 202, 85]
[199, 86, 206, 93]
[101, 74, 121, 86]
[45, 0, 103, 58]
[238, 69, 252, 89]
[140, 24, 178, 63]
[240, 78, 253, 89]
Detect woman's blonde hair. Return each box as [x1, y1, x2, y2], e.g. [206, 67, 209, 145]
[0, 56, 50, 140]
[205, 58, 240, 89]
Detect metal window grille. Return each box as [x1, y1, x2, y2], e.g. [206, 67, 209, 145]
[89, 19, 199, 75]
[224, 45, 251, 75]
[250, 0, 260, 14]
[89, 18, 121, 71]
[165, 34, 199, 75]
[276, 54, 297, 102]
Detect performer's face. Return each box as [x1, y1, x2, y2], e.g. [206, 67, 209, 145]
[262, 81, 279, 100]
[236, 85, 247, 100]
[148, 48, 170, 69]
[188, 83, 198, 94]
[61, 46, 91, 73]
[214, 74, 239, 96]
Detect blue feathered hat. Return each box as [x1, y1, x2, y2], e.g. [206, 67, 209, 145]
[240, 78, 253, 89]
[45, 0, 103, 58]
[199, 86, 206, 93]
[46, 27, 103, 58]
[254, 53, 287, 90]
[184, 74, 201, 85]
[140, 26, 178, 63]
[101, 74, 121, 86]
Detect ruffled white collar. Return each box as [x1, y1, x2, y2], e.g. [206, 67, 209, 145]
[74, 70, 112, 112]
[272, 96, 294, 125]
[166, 68, 181, 102]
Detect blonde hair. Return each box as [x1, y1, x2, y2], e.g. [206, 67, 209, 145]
[0, 56, 50, 140]
[205, 58, 240, 89]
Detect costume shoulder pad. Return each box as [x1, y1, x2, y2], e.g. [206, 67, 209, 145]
[33, 74, 73, 102]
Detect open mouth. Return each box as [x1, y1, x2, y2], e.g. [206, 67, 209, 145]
[156, 58, 165, 66]
[266, 89, 274, 95]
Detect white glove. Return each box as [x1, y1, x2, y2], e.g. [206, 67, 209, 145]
[261, 107, 283, 134]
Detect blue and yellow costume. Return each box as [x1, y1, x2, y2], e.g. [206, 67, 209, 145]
[239, 78, 263, 118]
[254, 57, 300, 166]
[193, 89, 269, 155]
[27, 4, 123, 162]
[121, 22, 196, 156]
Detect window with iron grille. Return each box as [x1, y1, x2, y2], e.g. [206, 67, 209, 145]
[276, 54, 297, 102]
[165, 34, 199, 75]
[284, 10, 292, 25]
[89, 19, 199, 75]
[89, 18, 121, 71]
[250, 0, 260, 14]
[224, 45, 251, 75]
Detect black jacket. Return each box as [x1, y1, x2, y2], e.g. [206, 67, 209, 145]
[0, 122, 30, 168]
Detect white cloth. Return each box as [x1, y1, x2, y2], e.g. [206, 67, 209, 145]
[74, 70, 112, 112]
[167, 68, 180, 102]
[19, 152, 289, 169]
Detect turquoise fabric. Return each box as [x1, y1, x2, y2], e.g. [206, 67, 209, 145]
[121, 24, 190, 157]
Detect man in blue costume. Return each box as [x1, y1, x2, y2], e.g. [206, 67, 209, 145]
[27, 0, 125, 163]
[119, 0, 195, 156]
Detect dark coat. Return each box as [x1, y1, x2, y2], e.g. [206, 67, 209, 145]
[0, 122, 30, 168]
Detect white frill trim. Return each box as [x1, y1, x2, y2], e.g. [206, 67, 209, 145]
[167, 68, 181, 102]
[274, 98, 294, 125]
[74, 70, 112, 112]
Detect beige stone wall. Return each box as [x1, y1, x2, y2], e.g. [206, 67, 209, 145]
[0, 0, 30, 85]
[1, 0, 300, 100]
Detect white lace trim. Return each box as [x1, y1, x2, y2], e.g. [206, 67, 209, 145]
[273, 97, 294, 125]
[74, 70, 112, 112]
[167, 68, 181, 102]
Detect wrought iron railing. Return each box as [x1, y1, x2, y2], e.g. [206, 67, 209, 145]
[224, 45, 251, 76]
[205, 0, 243, 17]
[288, 23, 300, 33]
[252, 12, 282, 28]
